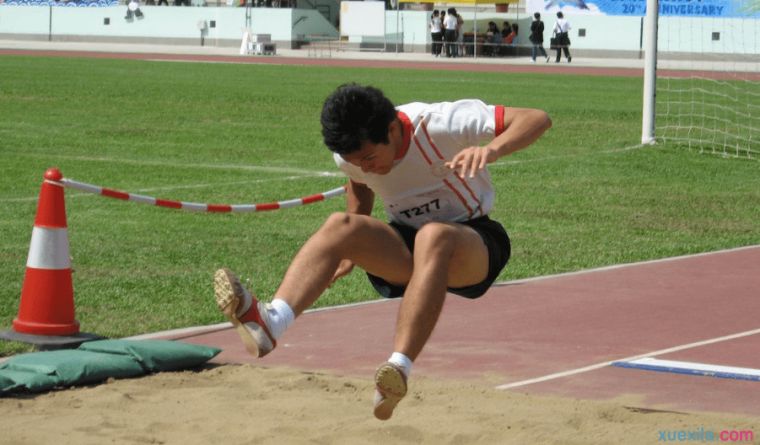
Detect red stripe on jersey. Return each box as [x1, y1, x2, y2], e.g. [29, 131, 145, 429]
[301, 194, 325, 204]
[415, 120, 479, 217]
[102, 188, 130, 201]
[207, 204, 232, 212]
[452, 171, 482, 207]
[256, 203, 280, 211]
[420, 121, 445, 160]
[495, 105, 506, 137]
[413, 133, 434, 165]
[443, 178, 474, 216]
[155, 199, 182, 209]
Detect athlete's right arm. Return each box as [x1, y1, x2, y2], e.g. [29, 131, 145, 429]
[346, 179, 375, 216]
[328, 179, 375, 286]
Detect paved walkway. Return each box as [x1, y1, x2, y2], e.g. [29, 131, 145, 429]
[5, 38, 757, 76]
[1, 38, 646, 68]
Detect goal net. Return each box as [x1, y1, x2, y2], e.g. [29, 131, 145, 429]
[643, 0, 760, 158]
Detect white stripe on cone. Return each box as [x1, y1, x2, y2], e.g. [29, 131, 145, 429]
[27, 226, 72, 270]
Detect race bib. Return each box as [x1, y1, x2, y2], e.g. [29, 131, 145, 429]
[386, 187, 470, 228]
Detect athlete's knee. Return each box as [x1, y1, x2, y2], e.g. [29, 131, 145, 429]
[320, 212, 371, 237]
[322, 212, 351, 229]
[414, 222, 459, 257]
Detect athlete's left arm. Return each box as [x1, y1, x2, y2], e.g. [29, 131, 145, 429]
[445, 107, 552, 179]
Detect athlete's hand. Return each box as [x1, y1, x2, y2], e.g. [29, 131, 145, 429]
[328, 259, 355, 287]
[445, 146, 499, 179]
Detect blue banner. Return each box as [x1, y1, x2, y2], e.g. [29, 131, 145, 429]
[0, 1, 119, 6]
[526, 0, 760, 18]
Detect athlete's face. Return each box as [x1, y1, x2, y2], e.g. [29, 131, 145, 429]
[341, 121, 401, 175]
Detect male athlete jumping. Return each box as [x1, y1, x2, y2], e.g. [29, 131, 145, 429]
[214, 83, 552, 420]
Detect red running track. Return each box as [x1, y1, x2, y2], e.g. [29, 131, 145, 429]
[163, 246, 760, 417]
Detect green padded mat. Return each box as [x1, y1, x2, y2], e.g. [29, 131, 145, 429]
[0, 339, 222, 394]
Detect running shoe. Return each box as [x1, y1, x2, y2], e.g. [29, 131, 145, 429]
[373, 362, 408, 420]
[214, 268, 276, 358]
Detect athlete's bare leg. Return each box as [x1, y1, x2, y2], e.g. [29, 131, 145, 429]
[274, 212, 413, 316]
[392, 221, 489, 361]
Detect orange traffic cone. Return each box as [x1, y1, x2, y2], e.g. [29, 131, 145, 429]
[12, 168, 80, 336]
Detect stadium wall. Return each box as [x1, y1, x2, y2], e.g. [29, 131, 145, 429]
[0, 6, 338, 48]
[0, 5, 756, 58]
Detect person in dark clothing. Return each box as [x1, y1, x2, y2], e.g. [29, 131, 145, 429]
[552, 11, 572, 63]
[430, 10, 443, 57]
[484, 21, 500, 56]
[442, 7, 458, 58]
[529, 12, 548, 62]
[501, 21, 512, 40]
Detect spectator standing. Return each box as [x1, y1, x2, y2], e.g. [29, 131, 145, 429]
[529, 12, 548, 62]
[552, 11, 572, 63]
[430, 10, 443, 57]
[456, 11, 465, 57]
[443, 8, 458, 58]
[125, 0, 144, 19]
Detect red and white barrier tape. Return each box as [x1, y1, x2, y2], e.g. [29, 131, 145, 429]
[46, 177, 347, 213]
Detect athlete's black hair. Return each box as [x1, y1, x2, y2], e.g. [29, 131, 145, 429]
[320, 83, 397, 155]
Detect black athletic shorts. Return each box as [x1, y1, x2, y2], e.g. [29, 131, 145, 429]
[366, 215, 511, 300]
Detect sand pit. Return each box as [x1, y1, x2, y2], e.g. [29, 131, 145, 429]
[2, 363, 758, 445]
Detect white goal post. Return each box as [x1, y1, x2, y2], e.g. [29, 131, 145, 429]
[641, 0, 760, 158]
[641, 0, 659, 146]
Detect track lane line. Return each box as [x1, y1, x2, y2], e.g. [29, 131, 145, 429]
[496, 327, 760, 390]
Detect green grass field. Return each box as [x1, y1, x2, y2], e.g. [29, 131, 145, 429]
[1, 55, 758, 356]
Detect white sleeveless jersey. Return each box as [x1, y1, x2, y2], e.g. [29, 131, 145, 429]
[334, 100, 506, 229]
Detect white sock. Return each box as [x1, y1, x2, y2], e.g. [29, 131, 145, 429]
[267, 299, 295, 340]
[388, 352, 413, 377]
